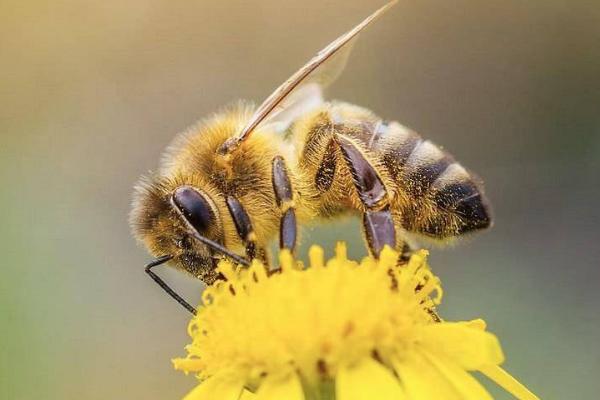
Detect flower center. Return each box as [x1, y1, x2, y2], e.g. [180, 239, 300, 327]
[174, 244, 440, 387]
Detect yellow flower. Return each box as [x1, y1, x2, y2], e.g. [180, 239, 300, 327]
[173, 244, 539, 400]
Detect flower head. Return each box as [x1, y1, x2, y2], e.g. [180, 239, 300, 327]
[173, 244, 538, 400]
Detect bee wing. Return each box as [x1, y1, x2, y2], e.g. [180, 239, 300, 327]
[262, 18, 377, 134]
[237, 1, 397, 140]
[260, 82, 324, 134]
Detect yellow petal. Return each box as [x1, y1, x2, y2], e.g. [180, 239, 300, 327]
[420, 350, 493, 400]
[239, 389, 257, 399]
[461, 318, 487, 331]
[255, 373, 304, 400]
[392, 352, 461, 400]
[418, 322, 504, 370]
[337, 358, 406, 400]
[182, 374, 244, 400]
[172, 357, 204, 374]
[308, 245, 325, 268]
[480, 365, 540, 400]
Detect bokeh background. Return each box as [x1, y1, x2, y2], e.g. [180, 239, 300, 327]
[1, 1, 599, 399]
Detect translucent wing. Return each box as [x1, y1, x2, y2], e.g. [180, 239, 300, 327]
[260, 82, 324, 134]
[261, 16, 378, 134]
[220, 1, 397, 152]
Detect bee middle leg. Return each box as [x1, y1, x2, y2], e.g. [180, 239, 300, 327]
[336, 135, 396, 257]
[271, 156, 297, 253]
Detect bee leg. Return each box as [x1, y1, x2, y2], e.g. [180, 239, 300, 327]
[398, 242, 413, 265]
[226, 195, 263, 261]
[362, 207, 396, 257]
[145, 255, 197, 315]
[336, 135, 396, 257]
[225, 196, 270, 265]
[272, 156, 297, 252]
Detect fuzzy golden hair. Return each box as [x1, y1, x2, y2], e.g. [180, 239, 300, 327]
[131, 1, 491, 287]
[130, 103, 317, 281]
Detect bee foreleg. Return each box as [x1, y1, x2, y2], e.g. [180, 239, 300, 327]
[226, 196, 263, 261]
[272, 156, 297, 253]
[336, 135, 396, 257]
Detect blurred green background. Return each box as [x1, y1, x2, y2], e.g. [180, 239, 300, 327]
[1, 1, 598, 399]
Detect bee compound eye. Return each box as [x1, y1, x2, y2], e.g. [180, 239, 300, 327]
[172, 186, 215, 233]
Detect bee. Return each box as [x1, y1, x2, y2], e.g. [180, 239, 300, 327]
[130, 1, 491, 314]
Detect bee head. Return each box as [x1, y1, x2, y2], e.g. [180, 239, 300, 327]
[130, 174, 224, 284]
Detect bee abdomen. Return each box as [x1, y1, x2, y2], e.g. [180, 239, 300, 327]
[377, 122, 453, 196]
[379, 122, 422, 170]
[402, 140, 455, 196]
[429, 164, 492, 234]
[374, 121, 491, 237]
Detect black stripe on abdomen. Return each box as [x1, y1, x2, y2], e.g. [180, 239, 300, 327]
[402, 140, 454, 196]
[432, 174, 492, 233]
[455, 194, 491, 233]
[432, 181, 479, 209]
[380, 124, 422, 175]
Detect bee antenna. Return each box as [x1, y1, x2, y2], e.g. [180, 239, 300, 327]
[144, 255, 197, 315]
[189, 232, 250, 267]
[144, 237, 249, 315]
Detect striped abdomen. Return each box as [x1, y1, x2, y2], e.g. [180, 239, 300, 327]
[372, 121, 492, 240]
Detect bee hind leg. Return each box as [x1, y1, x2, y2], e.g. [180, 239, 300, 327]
[398, 242, 414, 265]
[362, 208, 396, 257]
[336, 135, 396, 257]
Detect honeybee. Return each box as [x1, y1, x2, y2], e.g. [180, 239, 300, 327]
[130, 1, 491, 314]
